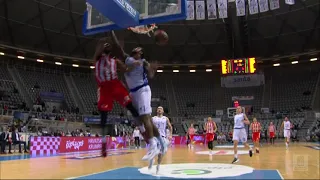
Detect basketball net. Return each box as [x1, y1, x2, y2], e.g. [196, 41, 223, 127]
[128, 24, 157, 37]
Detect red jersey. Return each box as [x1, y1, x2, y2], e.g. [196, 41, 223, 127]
[188, 127, 195, 135]
[206, 121, 215, 134]
[268, 125, 275, 132]
[251, 122, 261, 133]
[95, 54, 118, 85]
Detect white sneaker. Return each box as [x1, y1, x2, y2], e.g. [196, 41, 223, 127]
[142, 139, 160, 161]
[148, 159, 154, 170]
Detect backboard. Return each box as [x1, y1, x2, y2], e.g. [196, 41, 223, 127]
[83, 0, 187, 35]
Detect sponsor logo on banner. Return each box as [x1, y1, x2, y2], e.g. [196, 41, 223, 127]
[196, 150, 251, 155]
[59, 137, 126, 153]
[138, 163, 254, 178]
[221, 73, 265, 88]
[66, 139, 84, 150]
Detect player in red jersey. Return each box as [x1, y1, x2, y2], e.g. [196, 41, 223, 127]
[94, 32, 140, 157]
[204, 117, 217, 155]
[268, 121, 276, 145]
[187, 123, 196, 149]
[250, 117, 261, 153]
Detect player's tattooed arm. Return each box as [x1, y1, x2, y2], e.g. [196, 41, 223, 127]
[143, 60, 158, 78]
[110, 31, 129, 61]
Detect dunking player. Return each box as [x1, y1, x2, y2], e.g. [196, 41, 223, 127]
[187, 123, 196, 149]
[204, 117, 217, 155]
[250, 117, 261, 153]
[148, 106, 172, 174]
[124, 47, 165, 160]
[93, 32, 140, 157]
[232, 106, 253, 164]
[280, 117, 292, 149]
[268, 121, 276, 145]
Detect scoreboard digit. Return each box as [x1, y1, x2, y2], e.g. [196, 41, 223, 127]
[221, 57, 256, 75]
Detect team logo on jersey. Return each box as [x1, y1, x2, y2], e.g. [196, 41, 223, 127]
[195, 150, 251, 155]
[139, 163, 254, 178]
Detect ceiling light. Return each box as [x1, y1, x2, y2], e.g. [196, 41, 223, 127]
[55, 62, 62, 65]
[72, 64, 79, 67]
[157, 70, 163, 73]
[206, 69, 212, 72]
[291, 61, 298, 64]
[37, 59, 44, 63]
[17, 56, 25, 59]
[173, 70, 179, 73]
[273, 63, 280, 67]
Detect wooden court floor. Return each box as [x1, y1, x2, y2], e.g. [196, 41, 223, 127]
[0, 142, 319, 179]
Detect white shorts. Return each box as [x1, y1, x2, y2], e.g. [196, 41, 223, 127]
[284, 130, 291, 138]
[233, 128, 247, 142]
[130, 85, 152, 116]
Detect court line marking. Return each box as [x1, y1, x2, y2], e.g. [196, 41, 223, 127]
[276, 170, 284, 180]
[65, 167, 129, 179]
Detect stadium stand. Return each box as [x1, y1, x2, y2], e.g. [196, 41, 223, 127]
[0, 61, 319, 138]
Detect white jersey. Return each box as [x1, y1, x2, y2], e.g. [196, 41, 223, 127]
[124, 57, 148, 92]
[284, 121, 291, 130]
[152, 115, 167, 137]
[234, 113, 245, 129]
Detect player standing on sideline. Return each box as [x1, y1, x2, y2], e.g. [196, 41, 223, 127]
[93, 32, 140, 157]
[124, 47, 165, 161]
[268, 122, 276, 145]
[280, 117, 292, 149]
[232, 106, 253, 164]
[187, 123, 196, 149]
[204, 117, 217, 155]
[148, 106, 172, 174]
[250, 118, 261, 153]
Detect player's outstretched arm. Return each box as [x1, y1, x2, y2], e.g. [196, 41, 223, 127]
[110, 31, 129, 61]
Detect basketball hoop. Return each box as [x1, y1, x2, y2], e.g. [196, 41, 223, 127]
[128, 24, 158, 37]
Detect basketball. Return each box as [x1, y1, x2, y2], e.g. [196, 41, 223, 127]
[154, 30, 169, 45]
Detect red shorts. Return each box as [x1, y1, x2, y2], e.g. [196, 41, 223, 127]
[252, 132, 260, 142]
[189, 134, 194, 141]
[206, 133, 214, 142]
[269, 132, 275, 138]
[97, 79, 131, 111]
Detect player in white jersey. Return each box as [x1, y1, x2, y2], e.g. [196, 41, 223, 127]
[124, 47, 163, 161]
[232, 106, 253, 164]
[148, 106, 172, 174]
[280, 117, 292, 149]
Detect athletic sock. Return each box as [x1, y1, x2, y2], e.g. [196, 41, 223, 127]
[234, 154, 238, 158]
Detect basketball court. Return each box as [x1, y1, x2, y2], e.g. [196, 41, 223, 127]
[0, 143, 319, 179]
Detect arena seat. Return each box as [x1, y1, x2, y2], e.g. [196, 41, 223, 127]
[0, 67, 23, 106]
[17, 68, 75, 109]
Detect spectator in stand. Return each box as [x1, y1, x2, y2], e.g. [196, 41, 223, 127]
[217, 133, 222, 144]
[221, 133, 226, 144]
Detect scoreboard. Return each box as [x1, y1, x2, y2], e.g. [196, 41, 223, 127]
[221, 58, 256, 75]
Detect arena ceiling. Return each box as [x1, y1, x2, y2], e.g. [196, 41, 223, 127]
[0, 0, 319, 65]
